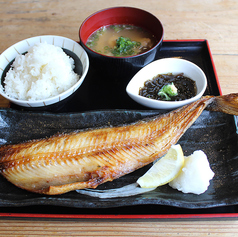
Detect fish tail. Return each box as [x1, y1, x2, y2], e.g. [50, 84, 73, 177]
[206, 93, 238, 115]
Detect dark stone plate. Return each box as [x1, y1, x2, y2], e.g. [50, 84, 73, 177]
[0, 108, 237, 210]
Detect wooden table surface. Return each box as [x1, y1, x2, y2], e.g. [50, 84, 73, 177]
[0, 0, 238, 236]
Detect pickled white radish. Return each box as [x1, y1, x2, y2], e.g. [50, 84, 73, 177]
[169, 150, 214, 195]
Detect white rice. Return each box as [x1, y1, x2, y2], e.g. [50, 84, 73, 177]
[169, 150, 215, 195]
[4, 42, 80, 101]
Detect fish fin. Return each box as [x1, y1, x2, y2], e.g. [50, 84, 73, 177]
[38, 177, 113, 195]
[206, 93, 238, 115]
[38, 181, 95, 195]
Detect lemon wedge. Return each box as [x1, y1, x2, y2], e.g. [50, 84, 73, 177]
[137, 144, 184, 188]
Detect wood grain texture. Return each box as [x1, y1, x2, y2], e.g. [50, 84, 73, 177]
[0, 218, 238, 236]
[0, 0, 238, 236]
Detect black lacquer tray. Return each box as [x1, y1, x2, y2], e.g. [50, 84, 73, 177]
[1, 40, 238, 218]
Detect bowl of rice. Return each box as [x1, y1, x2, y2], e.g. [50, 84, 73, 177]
[0, 35, 89, 109]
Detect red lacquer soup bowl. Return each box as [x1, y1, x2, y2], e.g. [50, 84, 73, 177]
[79, 7, 164, 85]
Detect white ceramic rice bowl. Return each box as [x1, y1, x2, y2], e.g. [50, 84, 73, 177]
[126, 58, 207, 109]
[0, 35, 89, 107]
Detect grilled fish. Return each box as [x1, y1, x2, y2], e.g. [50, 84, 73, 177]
[0, 94, 238, 195]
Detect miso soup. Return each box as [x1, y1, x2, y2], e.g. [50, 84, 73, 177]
[86, 24, 158, 57]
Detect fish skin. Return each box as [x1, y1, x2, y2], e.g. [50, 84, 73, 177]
[0, 94, 238, 195]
